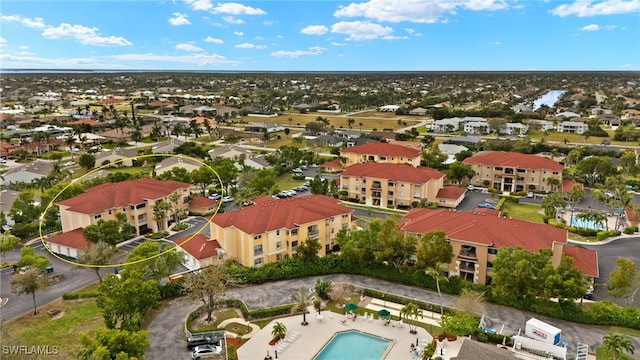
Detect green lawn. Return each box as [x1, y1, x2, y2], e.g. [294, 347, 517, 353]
[596, 347, 634, 360]
[502, 202, 545, 224]
[0, 299, 105, 359]
[276, 173, 308, 191]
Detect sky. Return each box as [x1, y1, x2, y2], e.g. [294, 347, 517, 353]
[0, 0, 639, 71]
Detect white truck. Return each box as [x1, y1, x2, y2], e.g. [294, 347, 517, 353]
[525, 318, 562, 345]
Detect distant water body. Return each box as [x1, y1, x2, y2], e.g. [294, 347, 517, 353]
[533, 90, 566, 110]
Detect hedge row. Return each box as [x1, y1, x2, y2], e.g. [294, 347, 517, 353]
[62, 290, 100, 300]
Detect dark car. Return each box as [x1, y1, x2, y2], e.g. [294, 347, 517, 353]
[187, 335, 220, 350]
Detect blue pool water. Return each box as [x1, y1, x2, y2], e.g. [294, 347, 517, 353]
[570, 215, 605, 230]
[313, 330, 391, 360]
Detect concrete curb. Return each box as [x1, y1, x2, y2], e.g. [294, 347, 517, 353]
[567, 234, 638, 246]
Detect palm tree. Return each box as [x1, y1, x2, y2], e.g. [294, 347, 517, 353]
[426, 263, 449, 315]
[347, 118, 355, 129]
[603, 333, 635, 360]
[399, 302, 423, 334]
[152, 200, 171, 232]
[271, 322, 287, 341]
[546, 177, 561, 192]
[290, 286, 315, 326]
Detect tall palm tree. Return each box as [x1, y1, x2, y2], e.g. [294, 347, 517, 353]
[426, 263, 449, 315]
[603, 333, 635, 360]
[399, 302, 423, 334]
[290, 286, 315, 325]
[152, 200, 171, 232]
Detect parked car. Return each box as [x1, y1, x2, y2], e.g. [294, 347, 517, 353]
[208, 193, 221, 200]
[584, 285, 594, 300]
[187, 335, 219, 350]
[467, 185, 474, 191]
[292, 168, 302, 173]
[241, 200, 254, 207]
[191, 344, 222, 359]
[64, 161, 76, 167]
[477, 203, 497, 210]
[527, 192, 534, 198]
[222, 196, 234, 203]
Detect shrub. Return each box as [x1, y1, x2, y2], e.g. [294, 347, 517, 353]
[495, 198, 506, 210]
[623, 226, 638, 234]
[62, 290, 99, 300]
[596, 230, 620, 241]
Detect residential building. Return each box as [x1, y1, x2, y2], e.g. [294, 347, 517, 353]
[463, 120, 489, 135]
[339, 163, 452, 208]
[208, 144, 254, 161]
[400, 208, 598, 285]
[152, 138, 185, 154]
[526, 119, 555, 132]
[504, 122, 529, 135]
[463, 151, 563, 193]
[438, 144, 468, 164]
[340, 142, 422, 167]
[172, 234, 224, 270]
[45, 228, 90, 259]
[189, 196, 219, 216]
[557, 121, 588, 134]
[57, 178, 191, 236]
[0, 161, 53, 186]
[154, 156, 201, 176]
[210, 195, 353, 267]
[95, 148, 138, 167]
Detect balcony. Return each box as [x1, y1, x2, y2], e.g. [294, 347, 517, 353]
[459, 246, 477, 259]
[308, 230, 320, 239]
[459, 262, 477, 272]
[371, 181, 382, 189]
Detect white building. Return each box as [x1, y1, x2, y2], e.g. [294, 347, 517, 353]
[505, 123, 529, 135]
[557, 121, 588, 134]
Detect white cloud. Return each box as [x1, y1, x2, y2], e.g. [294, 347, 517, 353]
[0, 14, 46, 29]
[235, 42, 267, 49]
[405, 28, 416, 34]
[331, 42, 347, 46]
[176, 43, 204, 52]
[551, 0, 640, 17]
[580, 23, 600, 30]
[110, 52, 237, 66]
[19, 45, 28, 50]
[0, 36, 6, 43]
[301, 25, 329, 35]
[169, 13, 191, 26]
[233, 31, 244, 36]
[223, 16, 244, 24]
[204, 36, 224, 44]
[270, 46, 326, 58]
[0, 53, 112, 68]
[184, 0, 213, 11]
[331, 21, 394, 41]
[212, 2, 266, 15]
[42, 23, 132, 46]
[334, 0, 508, 24]
[488, 41, 501, 45]
[382, 35, 408, 40]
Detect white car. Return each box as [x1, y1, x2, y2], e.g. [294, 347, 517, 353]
[222, 196, 234, 203]
[208, 194, 221, 200]
[64, 161, 76, 167]
[191, 345, 222, 360]
[527, 192, 534, 198]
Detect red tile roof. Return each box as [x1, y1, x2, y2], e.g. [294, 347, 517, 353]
[321, 158, 343, 169]
[437, 186, 466, 199]
[340, 142, 421, 158]
[58, 178, 190, 214]
[561, 246, 599, 278]
[562, 179, 583, 192]
[400, 208, 567, 253]
[190, 196, 217, 207]
[341, 163, 445, 183]
[67, 119, 102, 126]
[463, 151, 564, 171]
[212, 194, 351, 234]
[46, 228, 91, 251]
[173, 234, 222, 260]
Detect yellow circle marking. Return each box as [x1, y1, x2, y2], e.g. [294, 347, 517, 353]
[39, 153, 224, 268]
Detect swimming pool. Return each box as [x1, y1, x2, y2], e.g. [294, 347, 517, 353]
[570, 214, 605, 230]
[313, 330, 391, 360]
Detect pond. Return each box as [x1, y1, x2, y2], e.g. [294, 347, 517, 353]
[533, 90, 566, 110]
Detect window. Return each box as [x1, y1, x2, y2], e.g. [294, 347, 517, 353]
[276, 230, 280, 236]
[254, 257, 263, 266]
[276, 254, 281, 261]
[530, 177, 535, 181]
[276, 241, 282, 250]
[290, 228, 298, 235]
[183, 197, 189, 204]
[108, 209, 112, 215]
[488, 247, 498, 255]
[342, 213, 349, 218]
[291, 241, 298, 250]
[254, 244, 263, 256]
[254, 234, 262, 240]
[94, 214, 102, 220]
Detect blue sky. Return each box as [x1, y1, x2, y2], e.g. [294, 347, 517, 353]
[1, 0, 639, 71]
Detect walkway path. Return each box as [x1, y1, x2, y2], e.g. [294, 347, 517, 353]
[218, 317, 261, 339]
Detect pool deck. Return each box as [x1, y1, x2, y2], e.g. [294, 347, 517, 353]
[236, 304, 449, 360]
[559, 209, 623, 231]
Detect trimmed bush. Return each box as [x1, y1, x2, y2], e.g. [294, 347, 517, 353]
[62, 290, 99, 300]
[623, 226, 638, 234]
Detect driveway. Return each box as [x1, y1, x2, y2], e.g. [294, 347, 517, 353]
[146, 274, 639, 360]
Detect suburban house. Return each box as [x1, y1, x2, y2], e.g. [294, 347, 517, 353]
[438, 144, 468, 164]
[321, 158, 344, 173]
[463, 120, 489, 135]
[340, 142, 422, 167]
[409, 107, 428, 116]
[172, 234, 224, 270]
[243, 123, 284, 133]
[57, 178, 191, 236]
[210, 195, 354, 267]
[526, 119, 555, 132]
[432, 117, 485, 133]
[0, 161, 53, 186]
[504, 122, 529, 135]
[45, 228, 90, 259]
[95, 148, 138, 167]
[400, 208, 599, 285]
[154, 156, 201, 176]
[463, 151, 563, 193]
[339, 163, 461, 208]
[209, 144, 254, 161]
[557, 121, 589, 134]
[151, 138, 185, 154]
[189, 196, 219, 216]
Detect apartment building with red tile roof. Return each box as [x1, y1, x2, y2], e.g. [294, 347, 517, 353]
[340, 142, 422, 167]
[463, 151, 563, 193]
[58, 178, 191, 236]
[210, 195, 353, 267]
[339, 163, 452, 208]
[172, 234, 223, 270]
[400, 208, 598, 284]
